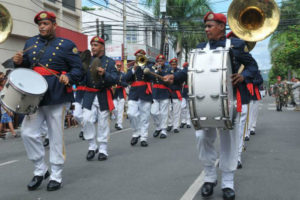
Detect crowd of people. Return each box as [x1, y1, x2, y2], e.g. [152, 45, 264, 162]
[0, 9, 269, 200]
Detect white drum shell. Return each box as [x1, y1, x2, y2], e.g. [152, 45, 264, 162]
[188, 48, 236, 129]
[0, 68, 48, 114]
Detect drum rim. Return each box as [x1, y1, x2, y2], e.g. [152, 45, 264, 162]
[0, 98, 33, 115]
[8, 68, 48, 95]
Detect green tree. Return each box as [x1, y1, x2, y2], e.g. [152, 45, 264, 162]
[145, 0, 211, 63]
[269, 0, 300, 83]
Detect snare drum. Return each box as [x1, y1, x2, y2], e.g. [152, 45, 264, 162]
[0, 68, 48, 114]
[188, 40, 236, 130]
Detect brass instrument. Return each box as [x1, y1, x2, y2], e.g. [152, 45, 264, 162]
[136, 55, 148, 67]
[0, 4, 13, 44]
[228, 0, 280, 42]
[143, 68, 164, 81]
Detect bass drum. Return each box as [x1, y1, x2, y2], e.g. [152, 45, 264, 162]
[0, 68, 48, 114]
[188, 42, 236, 130]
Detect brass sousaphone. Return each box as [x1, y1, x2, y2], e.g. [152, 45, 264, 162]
[0, 3, 13, 43]
[228, 0, 280, 51]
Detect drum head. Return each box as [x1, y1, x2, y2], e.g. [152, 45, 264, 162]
[9, 68, 48, 95]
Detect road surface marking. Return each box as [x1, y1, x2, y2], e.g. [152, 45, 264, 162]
[111, 128, 132, 135]
[180, 159, 219, 200]
[0, 160, 18, 167]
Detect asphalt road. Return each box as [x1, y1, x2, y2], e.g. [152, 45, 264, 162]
[0, 96, 299, 200]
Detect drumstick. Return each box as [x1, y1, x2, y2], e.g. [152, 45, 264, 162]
[38, 63, 71, 87]
[238, 64, 244, 74]
[22, 45, 35, 54]
[143, 68, 164, 80]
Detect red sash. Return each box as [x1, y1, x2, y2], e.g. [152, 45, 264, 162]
[236, 89, 242, 112]
[153, 84, 172, 93]
[33, 66, 72, 93]
[131, 81, 152, 94]
[247, 83, 254, 96]
[76, 86, 114, 111]
[174, 90, 183, 101]
[183, 84, 188, 88]
[116, 85, 127, 99]
[254, 85, 261, 100]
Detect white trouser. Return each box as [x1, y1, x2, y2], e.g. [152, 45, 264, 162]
[21, 103, 69, 183]
[72, 102, 84, 132]
[168, 99, 182, 129]
[238, 104, 249, 162]
[40, 120, 48, 139]
[180, 98, 191, 125]
[151, 99, 169, 134]
[195, 115, 239, 189]
[127, 99, 151, 141]
[113, 98, 125, 128]
[82, 97, 110, 155]
[248, 100, 259, 133]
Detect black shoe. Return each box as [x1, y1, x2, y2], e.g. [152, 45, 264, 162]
[250, 130, 255, 135]
[174, 129, 179, 133]
[237, 161, 242, 169]
[153, 130, 161, 137]
[130, 136, 140, 146]
[180, 123, 186, 128]
[115, 123, 118, 128]
[86, 149, 98, 161]
[244, 136, 250, 141]
[98, 153, 108, 161]
[140, 141, 148, 147]
[201, 181, 217, 197]
[79, 131, 83, 138]
[47, 180, 61, 191]
[186, 124, 191, 128]
[167, 126, 172, 132]
[222, 188, 235, 200]
[160, 134, 167, 139]
[27, 171, 50, 191]
[43, 138, 49, 147]
[115, 125, 122, 130]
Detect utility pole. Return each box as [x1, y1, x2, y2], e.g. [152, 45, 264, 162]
[123, 0, 127, 72]
[160, 0, 167, 54]
[101, 21, 105, 39]
[96, 18, 100, 36]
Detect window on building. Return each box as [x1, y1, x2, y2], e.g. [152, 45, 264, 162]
[126, 26, 138, 43]
[63, 0, 75, 11]
[152, 30, 156, 47]
[104, 25, 112, 44]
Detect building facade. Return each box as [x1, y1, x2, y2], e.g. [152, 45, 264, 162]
[82, 0, 176, 63]
[0, 0, 85, 71]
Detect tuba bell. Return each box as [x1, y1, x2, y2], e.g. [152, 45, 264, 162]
[136, 55, 148, 67]
[0, 4, 13, 44]
[228, 0, 280, 42]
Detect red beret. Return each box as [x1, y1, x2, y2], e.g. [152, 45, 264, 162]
[134, 49, 146, 56]
[169, 58, 178, 64]
[34, 11, 56, 24]
[182, 62, 189, 68]
[226, 31, 237, 39]
[156, 54, 165, 61]
[204, 11, 227, 24]
[90, 36, 105, 45]
[277, 76, 281, 79]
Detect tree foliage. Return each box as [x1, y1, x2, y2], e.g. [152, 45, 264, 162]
[269, 0, 300, 83]
[145, 0, 211, 62]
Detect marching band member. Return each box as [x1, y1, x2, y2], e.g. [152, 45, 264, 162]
[180, 62, 192, 129]
[187, 12, 257, 200]
[12, 11, 83, 191]
[123, 49, 154, 147]
[73, 50, 91, 140]
[246, 71, 263, 137]
[167, 58, 183, 133]
[113, 61, 128, 130]
[82, 36, 117, 161]
[151, 54, 172, 138]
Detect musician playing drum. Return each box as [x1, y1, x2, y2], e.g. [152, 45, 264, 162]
[196, 12, 258, 200]
[12, 11, 83, 191]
